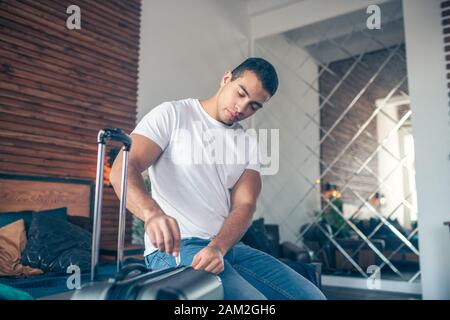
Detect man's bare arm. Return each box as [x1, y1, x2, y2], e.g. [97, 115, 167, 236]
[191, 169, 262, 273]
[109, 133, 181, 255]
[109, 133, 162, 221]
[208, 169, 262, 255]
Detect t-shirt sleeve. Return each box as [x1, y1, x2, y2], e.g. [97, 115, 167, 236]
[245, 132, 261, 173]
[131, 102, 175, 151]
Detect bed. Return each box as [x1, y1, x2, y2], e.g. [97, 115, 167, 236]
[0, 173, 94, 217]
[0, 173, 133, 299]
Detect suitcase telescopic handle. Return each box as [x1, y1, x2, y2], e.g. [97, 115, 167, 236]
[91, 128, 132, 281]
[97, 128, 132, 151]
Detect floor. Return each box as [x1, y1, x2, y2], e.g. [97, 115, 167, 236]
[321, 285, 422, 300]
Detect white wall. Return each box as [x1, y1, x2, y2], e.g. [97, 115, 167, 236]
[247, 0, 303, 16]
[137, 0, 250, 120]
[403, 0, 450, 299]
[253, 34, 320, 244]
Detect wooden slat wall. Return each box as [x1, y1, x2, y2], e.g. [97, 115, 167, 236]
[0, 0, 141, 247]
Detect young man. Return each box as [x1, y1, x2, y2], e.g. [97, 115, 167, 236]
[110, 58, 326, 300]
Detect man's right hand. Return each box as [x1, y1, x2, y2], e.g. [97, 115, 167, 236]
[144, 210, 181, 256]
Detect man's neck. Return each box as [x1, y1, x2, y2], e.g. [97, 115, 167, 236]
[199, 96, 220, 122]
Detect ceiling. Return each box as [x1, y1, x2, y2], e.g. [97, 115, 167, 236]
[283, 0, 404, 64]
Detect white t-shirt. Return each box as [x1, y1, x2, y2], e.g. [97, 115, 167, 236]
[131, 98, 260, 256]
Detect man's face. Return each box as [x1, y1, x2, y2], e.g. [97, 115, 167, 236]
[216, 70, 270, 125]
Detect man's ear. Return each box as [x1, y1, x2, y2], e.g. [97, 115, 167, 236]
[220, 71, 233, 87]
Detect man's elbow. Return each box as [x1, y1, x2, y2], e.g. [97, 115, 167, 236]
[109, 158, 123, 188]
[247, 203, 257, 216]
[244, 200, 257, 213]
[235, 203, 257, 217]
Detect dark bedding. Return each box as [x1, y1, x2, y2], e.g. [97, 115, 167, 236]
[0, 263, 129, 299]
[21, 214, 92, 273]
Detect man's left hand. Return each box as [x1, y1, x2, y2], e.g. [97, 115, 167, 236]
[191, 246, 224, 274]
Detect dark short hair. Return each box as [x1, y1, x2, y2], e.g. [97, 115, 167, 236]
[231, 57, 279, 97]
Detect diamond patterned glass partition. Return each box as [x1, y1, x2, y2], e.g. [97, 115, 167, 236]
[255, 0, 420, 284]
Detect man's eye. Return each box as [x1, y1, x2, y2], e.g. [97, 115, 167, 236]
[251, 104, 259, 111]
[238, 91, 245, 97]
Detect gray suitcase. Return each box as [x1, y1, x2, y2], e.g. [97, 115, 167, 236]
[71, 128, 223, 300]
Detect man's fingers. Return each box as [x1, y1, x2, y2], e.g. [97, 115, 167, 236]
[204, 261, 221, 273]
[148, 229, 156, 248]
[193, 255, 214, 271]
[191, 254, 202, 269]
[146, 220, 164, 252]
[211, 265, 224, 274]
[194, 259, 209, 271]
[153, 228, 165, 252]
[160, 222, 174, 255]
[146, 222, 156, 247]
[168, 219, 181, 255]
[145, 215, 180, 255]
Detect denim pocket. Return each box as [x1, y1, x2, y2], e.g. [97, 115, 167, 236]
[146, 251, 175, 270]
[145, 253, 157, 269]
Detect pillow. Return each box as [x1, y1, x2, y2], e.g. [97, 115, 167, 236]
[0, 207, 68, 234]
[0, 219, 43, 277]
[21, 214, 91, 273]
[241, 218, 273, 255]
[67, 215, 93, 234]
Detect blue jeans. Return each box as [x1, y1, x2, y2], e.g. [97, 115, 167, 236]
[144, 237, 326, 300]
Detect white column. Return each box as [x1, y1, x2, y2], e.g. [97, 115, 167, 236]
[403, 0, 450, 299]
